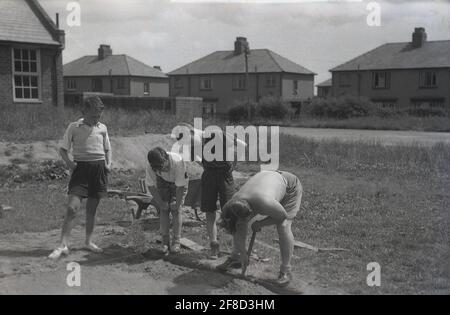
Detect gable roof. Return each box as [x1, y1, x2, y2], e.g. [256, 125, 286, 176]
[0, 0, 63, 46]
[169, 49, 315, 75]
[317, 78, 332, 87]
[331, 40, 450, 72]
[64, 55, 168, 78]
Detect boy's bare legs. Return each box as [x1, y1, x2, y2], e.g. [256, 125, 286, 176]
[206, 211, 218, 243]
[85, 197, 102, 252]
[276, 219, 294, 285]
[49, 195, 81, 259]
[61, 195, 82, 248]
[159, 205, 171, 251]
[170, 203, 182, 247]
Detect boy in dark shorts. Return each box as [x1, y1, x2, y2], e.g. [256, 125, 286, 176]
[49, 96, 112, 259]
[146, 147, 188, 254]
[219, 170, 303, 287]
[174, 124, 246, 259]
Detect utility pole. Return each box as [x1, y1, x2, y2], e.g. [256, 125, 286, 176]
[245, 46, 250, 119]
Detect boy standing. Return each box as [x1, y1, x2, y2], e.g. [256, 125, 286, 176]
[146, 147, 188, 254]
[49, 96, 112, 259]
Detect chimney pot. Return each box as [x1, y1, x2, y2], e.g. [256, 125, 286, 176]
[234, 37, 250, 55]
[412, 27, 427, 48]
[153, 66, 162, 71]
[98, 45, 113, 60]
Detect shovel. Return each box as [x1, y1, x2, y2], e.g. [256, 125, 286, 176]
[241, 230, 257, 276]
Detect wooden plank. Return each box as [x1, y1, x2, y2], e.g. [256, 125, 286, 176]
[180, 237, 205, 252]
[274, 239, 348, 253]
[1, 205, 13, 211]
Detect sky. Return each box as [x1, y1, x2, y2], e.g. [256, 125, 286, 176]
[40, 0, 450, 85]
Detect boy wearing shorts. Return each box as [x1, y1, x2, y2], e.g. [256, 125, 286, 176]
[49, 96, 112, 259]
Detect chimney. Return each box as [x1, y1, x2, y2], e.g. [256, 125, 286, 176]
[234, 37, 250, 55]
[153, 66, 162, 71]
[98, 45, 112, 60]
[412, 27, 427, 48]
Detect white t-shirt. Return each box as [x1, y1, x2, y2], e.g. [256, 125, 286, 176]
[145, 151, 188, 187]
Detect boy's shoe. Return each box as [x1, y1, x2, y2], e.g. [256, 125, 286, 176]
[161, 244, 170, 255]
[170, 242, 181, 254]
[48, 246, 70, 260]
[85, 243, 103, 253]
[216, 257, 242, 272]
[275, 272, 293, 287]
[210, 241, 220, 260]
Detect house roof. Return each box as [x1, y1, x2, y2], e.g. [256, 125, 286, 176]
[0, 0, 62, 46]
[317, 78, 332, 87]
[64, 55, 168, 78]
[331, 40, 450, 72]
[169, 49, 315, 75]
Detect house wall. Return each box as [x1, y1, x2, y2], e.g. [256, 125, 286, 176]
[130, 77, 169, 97]
[64, 76, 130, 95]
[331, 68, 450, 108]
[64, 76, 169, 97]
[281, 73, 314, 100]
[169, 73, 314, 114]
[0, 43, 63, 107]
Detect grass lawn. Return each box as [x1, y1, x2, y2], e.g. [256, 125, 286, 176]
[1, 135, 449, 294]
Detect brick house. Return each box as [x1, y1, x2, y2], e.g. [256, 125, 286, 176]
[330, 28, 450, 110]
[317, 78, 332, 98]
[64, 45, 169, 101]
[168, 37, 315, 115]
[0, 0, 65, 107]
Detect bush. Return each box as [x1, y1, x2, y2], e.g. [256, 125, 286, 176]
[256, 96, 291, 120]
[306, 96, 374, 119]
[404, 107, 447, 117]
[228, 105, 249, 123]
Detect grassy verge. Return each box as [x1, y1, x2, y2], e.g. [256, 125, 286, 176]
[0, 105, 176, 142]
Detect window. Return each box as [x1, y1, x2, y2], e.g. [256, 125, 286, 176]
[144, 82, 150, 95]
[419, 71, 437, 88]
[117, 78, 125, 89]
[92, 78, 103, 92]
[232, 75, 247, 90]
[372, 72, 390, 89]
[293, 80, 299, 95]
[66, 79, 77, 91]
[174, 77, 183, 89]
[200, 77, 212, 90]
[12, 48, 40, 101]
[266, 75, 276, 87]
[339, 73, 351, 87]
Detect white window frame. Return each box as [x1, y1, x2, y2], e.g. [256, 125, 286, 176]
[144, 82, 150, 95]
[372, 71, 390, 89]
[11, 47, 41, 103]
[232, 75, 247, 90]
[200, 76, 212, 90]
[419, 71, 437, 88]
[266, 74, 276, 87]
[174, 77, 183, 89]
[66, 79, 77, 91]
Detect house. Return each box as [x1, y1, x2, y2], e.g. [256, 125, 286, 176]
[63, 45, 169, 99]
[317, 78, 332, 98]
[0, 0, 65, 107]
[330, 28, 450, 110]
[168, 37, 315, 115]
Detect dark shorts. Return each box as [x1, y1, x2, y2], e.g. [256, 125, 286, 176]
[278, 171, 303, 220]
[201, 168, 236, 213]
[68, 160, 108, 199]
[156, 175, 177, 204]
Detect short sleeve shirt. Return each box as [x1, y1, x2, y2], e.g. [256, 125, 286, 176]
[60, 119, 111, 162]
[145, 151, 188, 187]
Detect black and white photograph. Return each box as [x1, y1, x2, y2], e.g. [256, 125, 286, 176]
[0, 0, 449, 299]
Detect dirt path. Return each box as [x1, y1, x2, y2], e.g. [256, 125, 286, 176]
[0, 222, 337, 295]
[281, 127, 450, 146]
